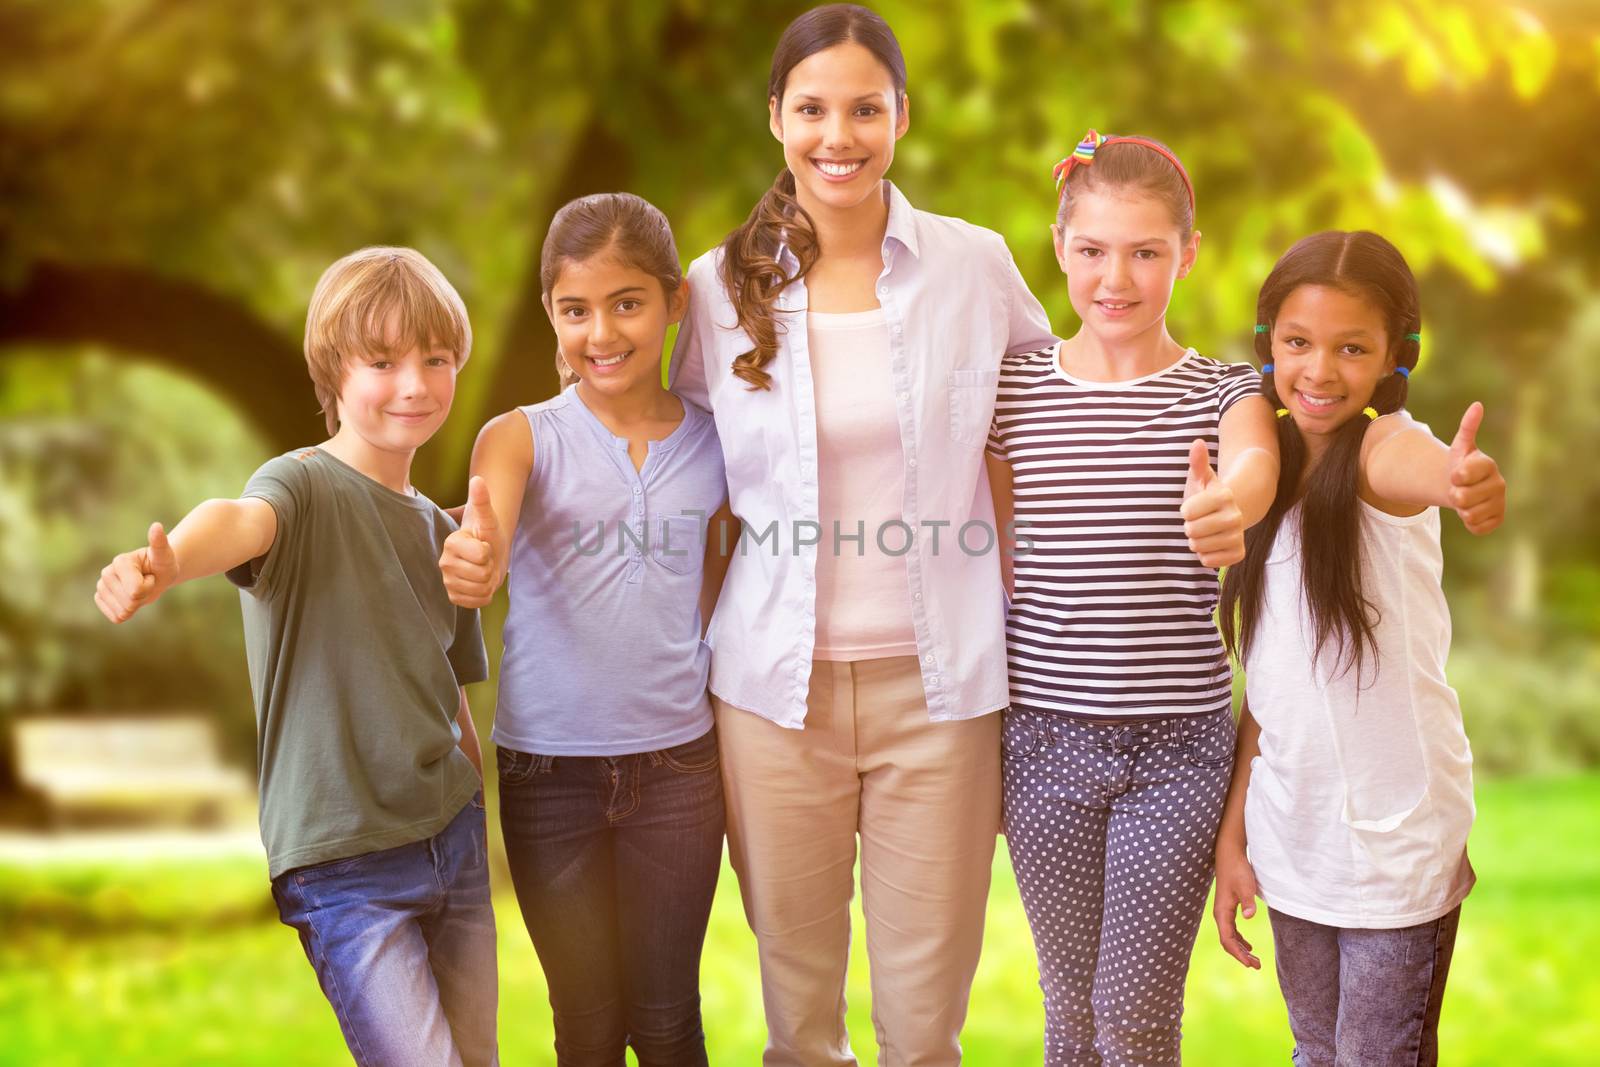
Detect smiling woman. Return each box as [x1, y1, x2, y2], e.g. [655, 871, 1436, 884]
[667, 5, 1057, 1064]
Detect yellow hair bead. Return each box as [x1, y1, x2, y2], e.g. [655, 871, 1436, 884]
[1275, 408, 1290, 418]
[1363, 406, 1380, 421]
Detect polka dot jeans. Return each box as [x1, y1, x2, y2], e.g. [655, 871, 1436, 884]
[1002, 706, 1235, 1067]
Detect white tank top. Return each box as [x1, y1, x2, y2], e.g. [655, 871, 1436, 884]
[1242, 499, 1475, 928]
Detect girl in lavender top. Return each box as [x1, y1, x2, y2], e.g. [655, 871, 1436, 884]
[439, 192, 729, 1067]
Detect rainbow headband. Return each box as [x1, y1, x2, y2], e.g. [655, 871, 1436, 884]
[1053, 129, 1196, 214]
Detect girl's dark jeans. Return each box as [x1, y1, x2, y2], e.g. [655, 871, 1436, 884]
[497, 728, 724, 1067]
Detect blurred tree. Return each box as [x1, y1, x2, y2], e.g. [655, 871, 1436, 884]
[0, 352, 265, 759]
[1, 0, 1597, 746]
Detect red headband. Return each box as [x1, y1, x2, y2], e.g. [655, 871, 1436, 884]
[1053, 129, 1196, 215]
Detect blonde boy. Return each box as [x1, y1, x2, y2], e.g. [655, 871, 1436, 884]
[95, 247, 498, 1066]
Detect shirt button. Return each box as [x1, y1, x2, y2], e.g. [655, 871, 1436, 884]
[923, 654, 935, 665]
[913, 592, 923, 601]
[878, 287, 888, 297]
[908, 458, 917, 468]
[632, 486, 642, 495]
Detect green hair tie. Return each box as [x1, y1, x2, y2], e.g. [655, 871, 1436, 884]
[1405, 332, 1421, 342]
[1254, 324, 1269, 334]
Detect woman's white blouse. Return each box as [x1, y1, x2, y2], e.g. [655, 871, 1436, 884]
[670, 181, 1056, 728]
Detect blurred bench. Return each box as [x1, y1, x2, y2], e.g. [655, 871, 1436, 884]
[11, 716, 254, 829]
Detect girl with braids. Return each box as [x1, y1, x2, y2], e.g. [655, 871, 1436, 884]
[984, 130, 1280, 1066]
[669, 5, 1054, 1063]
[1212, 230, 1505, 1067]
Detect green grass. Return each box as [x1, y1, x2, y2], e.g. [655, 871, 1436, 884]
[2, 775, 1596, 1065]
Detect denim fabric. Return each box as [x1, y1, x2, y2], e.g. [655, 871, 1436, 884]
[498, 728, 724, 1067]
[270, 795, 498, 1067]
[1002, 707, 1235, 1067]
[1269, 905, 1461, 1067]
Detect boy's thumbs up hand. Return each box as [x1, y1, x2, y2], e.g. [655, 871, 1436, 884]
[1179, 439, 1245, 569]
[95, 522, 180, 623]
[1446, 402, 1506, 535]
[440, 477, 500, 608]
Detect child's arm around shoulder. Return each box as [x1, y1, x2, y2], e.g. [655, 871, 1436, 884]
[94, 497, 277, 623]
[1360, 402, 1506, 534]
[985, 451, 1017, 598]
[1217, 394, 1280, 528]
[667, 256, 715, 411]
[439, 409, 534, 608]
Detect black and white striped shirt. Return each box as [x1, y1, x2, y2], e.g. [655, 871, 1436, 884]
[987, 343, 1261, 719]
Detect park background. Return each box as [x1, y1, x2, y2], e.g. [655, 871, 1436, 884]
[1, 0, 1597, 1063]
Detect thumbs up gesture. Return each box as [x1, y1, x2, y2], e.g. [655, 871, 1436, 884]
[440, 476, 502, 607]
[1180, 439, 1246, 569]
[95, 522, 180, 623]
[1446, 402, 1506, 535]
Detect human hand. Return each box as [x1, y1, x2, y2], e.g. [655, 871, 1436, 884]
[1213, 844, 1262, 969]
[439, 476, 501, 607]
[95, 522, 179, 623]
[1181, 439, 1246, 568]
[1446, 403, 1506, 535]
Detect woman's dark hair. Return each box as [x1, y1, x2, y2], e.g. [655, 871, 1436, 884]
[718, 4, 907, 390]
[541, 192, 682, 386]
[1219, 230, 1421, 679]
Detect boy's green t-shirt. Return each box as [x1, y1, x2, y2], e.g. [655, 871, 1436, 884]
[227, 446, 488, 878]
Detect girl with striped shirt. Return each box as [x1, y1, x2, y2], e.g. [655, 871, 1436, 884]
[985, 132, 1279, 1065]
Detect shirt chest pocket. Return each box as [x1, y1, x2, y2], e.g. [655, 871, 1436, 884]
[948, 368, 1000, 447]
[651, 513, 703, 575]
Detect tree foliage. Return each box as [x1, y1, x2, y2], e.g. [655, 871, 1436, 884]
[1, 0, 1597, 729]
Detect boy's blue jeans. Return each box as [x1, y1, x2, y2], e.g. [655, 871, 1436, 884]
[1269, 904, 1460, 1067]
[498, 728, 723, 1067]
[270, 795, 498, 1067]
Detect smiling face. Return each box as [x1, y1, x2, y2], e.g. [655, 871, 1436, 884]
[333, 318, 459, 458]
[1269, 283, 1395, 444]
[544, 252, 686, 400]
[770, 41, 908, 219]
[1053, 187, 1198, 345]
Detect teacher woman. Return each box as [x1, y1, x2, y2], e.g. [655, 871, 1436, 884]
[670, 6, 1055, 1064]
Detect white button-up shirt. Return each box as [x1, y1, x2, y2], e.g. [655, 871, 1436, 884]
[670, 182, 1056, 728]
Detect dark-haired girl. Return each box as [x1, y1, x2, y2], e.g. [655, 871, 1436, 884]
[1212, 230, 1505, 1067]
[440, 193, 729, 1066]
[669, 5, 1054, 1062]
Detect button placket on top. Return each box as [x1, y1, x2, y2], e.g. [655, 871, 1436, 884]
[781, 261, 821, 719]
[876, 245, 942, 711]
[569, 389, 652, 585]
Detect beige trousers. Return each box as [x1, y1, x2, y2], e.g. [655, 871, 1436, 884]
[715, 656, 1002, 1067]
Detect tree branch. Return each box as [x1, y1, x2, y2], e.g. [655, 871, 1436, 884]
[0, 261, 319, 449]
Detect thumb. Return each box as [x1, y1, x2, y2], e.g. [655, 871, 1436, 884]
[1185, 439, 1215, 496]
[464, 476, 498, 539]
[1450, 402, 1484, 461]
[145, 522, 176, 575]
[1241, 898, 1256, 919]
